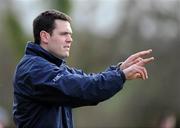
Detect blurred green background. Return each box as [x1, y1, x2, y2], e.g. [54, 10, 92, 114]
[0, 0, 180, 127]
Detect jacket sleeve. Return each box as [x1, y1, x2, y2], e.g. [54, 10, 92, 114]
[16, 57, 126, 107]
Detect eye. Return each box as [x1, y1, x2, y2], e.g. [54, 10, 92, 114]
[59, 32, 72, 36]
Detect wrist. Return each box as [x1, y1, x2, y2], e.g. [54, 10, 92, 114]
[117, 62, 123, 70]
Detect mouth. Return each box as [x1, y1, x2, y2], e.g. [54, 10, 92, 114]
[64, 46, 70, 50]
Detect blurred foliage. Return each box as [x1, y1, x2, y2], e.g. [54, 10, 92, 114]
[0, 0, 180, 128]
[4, 10, 29, 57]
[51, 0, 72, 14]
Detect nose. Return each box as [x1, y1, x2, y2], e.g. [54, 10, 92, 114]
[66, 34, 73, 43]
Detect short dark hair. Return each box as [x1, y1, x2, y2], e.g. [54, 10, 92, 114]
[33, 9, 72, 44]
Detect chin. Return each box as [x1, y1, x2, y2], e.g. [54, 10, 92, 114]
[61, 54, 69, 59]
[65, 53, 69, 57]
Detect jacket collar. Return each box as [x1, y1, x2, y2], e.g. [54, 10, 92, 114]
[25, 42, 65, 66]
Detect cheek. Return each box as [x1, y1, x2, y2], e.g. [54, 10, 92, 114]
[49, 38, 59, 46]
[50, 40, 64, 52]
[48, 35, 66, 49]
[52, 37, 65, 45]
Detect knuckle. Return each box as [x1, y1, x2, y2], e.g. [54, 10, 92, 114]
[130, 55, 134, 58]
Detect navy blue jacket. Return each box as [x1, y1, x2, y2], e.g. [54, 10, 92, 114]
[13, 42, 126, 128]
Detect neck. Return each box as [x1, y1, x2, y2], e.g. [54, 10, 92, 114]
[40, 43, 48, 52]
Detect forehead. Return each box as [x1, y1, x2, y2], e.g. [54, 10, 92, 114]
[54, 20, 72, 32]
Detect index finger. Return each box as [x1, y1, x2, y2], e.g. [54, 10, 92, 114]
[129, 49, 152, 62]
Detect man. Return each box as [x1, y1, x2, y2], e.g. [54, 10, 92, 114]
[13, 9, 154, 128]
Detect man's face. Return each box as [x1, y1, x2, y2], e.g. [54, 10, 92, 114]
[45, 20, 73, 59]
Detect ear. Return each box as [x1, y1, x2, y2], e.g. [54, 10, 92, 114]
[40, 31, 50, 44]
